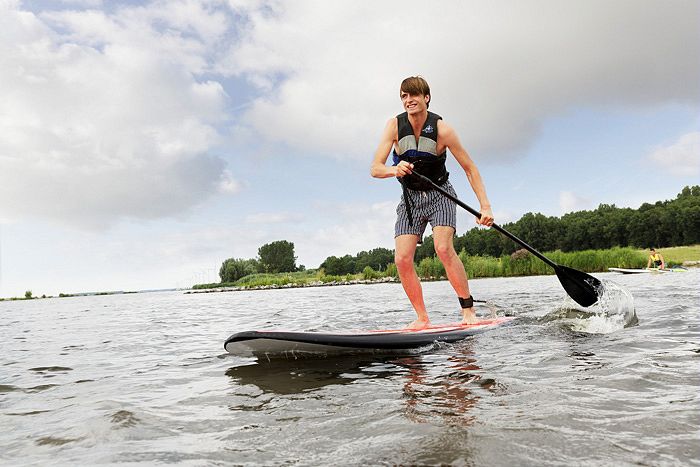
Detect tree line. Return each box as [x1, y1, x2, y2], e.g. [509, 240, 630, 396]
[452, 185, 700, 257]
[320, 185, 700, 275]
[219, 186, 699, 281]
[219, 240, 302, 283]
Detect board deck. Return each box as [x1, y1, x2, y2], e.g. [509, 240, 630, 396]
[224, 316, 515, 358]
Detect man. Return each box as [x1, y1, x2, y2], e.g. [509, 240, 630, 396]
[370, 76, 494, 329]
[647, 248, 665, 269]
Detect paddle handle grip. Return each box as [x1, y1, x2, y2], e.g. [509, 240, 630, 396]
[410, 171, 558, 270]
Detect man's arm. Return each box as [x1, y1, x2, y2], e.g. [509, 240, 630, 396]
[660, 254, 665, 269]
[370, 118, 413, 178]
[439, 120, 494, 226]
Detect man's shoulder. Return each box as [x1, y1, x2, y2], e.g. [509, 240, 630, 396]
[382, 116, 399, 140]
[436, 118, 454, 134]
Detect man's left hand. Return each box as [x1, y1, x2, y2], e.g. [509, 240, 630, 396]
[477, 208, 494, 227]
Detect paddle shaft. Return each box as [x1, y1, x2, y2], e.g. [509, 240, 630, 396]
[410, 172, 559, 270]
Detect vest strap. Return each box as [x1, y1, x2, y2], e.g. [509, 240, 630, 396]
[401, 183, 414, 227]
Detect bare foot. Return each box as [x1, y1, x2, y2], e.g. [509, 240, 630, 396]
[405, 317, 431, 330]
[461, 307, 481, 325]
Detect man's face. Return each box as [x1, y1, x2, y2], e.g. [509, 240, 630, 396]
[401, 91, 429, 115]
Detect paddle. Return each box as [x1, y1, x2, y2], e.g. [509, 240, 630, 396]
[410, 171, 602, 307]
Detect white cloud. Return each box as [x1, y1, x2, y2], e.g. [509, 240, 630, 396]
[0, 1, 237, 228]
[218, 169, 242, 194]
[0, 221, 260, 296]
[225, 0, 699, 162]
[293, 201, 396, 267]
[559, 191, 592, 214]
[647, 131, 700, 177]
[244, 211, 304, 224]
[1, 0, 698, 234]
[59, 0, 103, 7]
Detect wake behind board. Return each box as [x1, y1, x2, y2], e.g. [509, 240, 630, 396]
[224, 316, 515, 358]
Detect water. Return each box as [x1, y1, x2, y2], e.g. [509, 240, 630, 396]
[2, 271, 699, 466]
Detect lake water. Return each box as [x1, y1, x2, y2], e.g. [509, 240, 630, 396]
[2, 270, 699, 466]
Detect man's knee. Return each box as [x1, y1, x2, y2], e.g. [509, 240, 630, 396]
[434, 241, 456, 261]
[395, 251, 415, 270]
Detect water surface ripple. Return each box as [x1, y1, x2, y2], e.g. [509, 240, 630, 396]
[2, 271, 699, 465]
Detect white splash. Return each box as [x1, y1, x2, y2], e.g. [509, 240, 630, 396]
[562, 280, 637, 334]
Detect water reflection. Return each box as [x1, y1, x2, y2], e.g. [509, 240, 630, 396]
[225, 355, 399, 394]
[396, 345, 492, 426]
[225, 342, 498, 427]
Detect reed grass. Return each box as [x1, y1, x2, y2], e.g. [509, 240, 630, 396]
[411, 246, 649, 279]
[192, 245, 697, 290]
[235, 271, 320, 287]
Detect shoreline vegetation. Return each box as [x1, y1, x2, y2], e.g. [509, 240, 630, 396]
[5, 186, 698, 301]
[0, 289, 162, 302]
[186, 245, 700, 294]
[197, 185, 699, 294]
[3, 245, 698, 301]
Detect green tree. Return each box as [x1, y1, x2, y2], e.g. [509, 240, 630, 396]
[415, 235, 435, 262]
[25, 290, 33, 299]
[219, 258, 259, 283]
[321, 254, 355, 275]
[323, 248, 394, 274]
[355, 248, 394, 271]
[258, 240, 297, 273]
[362, 266, 381, 280]
[510, 212, 559, 252]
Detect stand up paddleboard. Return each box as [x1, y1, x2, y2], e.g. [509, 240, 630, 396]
[224, 316, 515, 358]
[609, 267, 655, 274]
[608, 267, 687, 274]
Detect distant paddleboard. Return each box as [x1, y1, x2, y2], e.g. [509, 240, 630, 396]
[224, 317, 515, 358]
[608, 267, 687, 274]
[609, 268, 654, 274]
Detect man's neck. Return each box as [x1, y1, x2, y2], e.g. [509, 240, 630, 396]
[407, 110, 428, 130]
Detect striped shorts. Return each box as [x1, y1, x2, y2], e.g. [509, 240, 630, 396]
[395, 181, 457, 240]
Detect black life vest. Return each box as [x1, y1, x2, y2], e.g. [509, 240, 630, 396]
[392, 111, 449, 191]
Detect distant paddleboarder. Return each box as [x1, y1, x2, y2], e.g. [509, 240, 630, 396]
[647, 248, 665, 269]
[370, 76, 494, 329]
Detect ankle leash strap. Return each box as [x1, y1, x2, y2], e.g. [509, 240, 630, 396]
[459, 296, 487, 308]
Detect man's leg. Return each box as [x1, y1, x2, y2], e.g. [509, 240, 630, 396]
[395, 234, 430, 329]
[433, 226, 478, 324]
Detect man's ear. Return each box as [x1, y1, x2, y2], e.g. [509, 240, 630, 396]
[425, 94, 430, 104]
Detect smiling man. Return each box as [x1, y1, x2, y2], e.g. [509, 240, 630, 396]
[370, 76, 494, 329]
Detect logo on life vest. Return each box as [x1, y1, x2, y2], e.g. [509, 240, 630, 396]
[423, 125, 434, 134]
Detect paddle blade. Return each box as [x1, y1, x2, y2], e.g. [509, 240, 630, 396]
[555, 265, 602, 307]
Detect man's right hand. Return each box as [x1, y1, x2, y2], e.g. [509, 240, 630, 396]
[395, 161, 414, 177]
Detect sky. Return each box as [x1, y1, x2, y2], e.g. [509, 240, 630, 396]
[0, 0, 698, 297]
